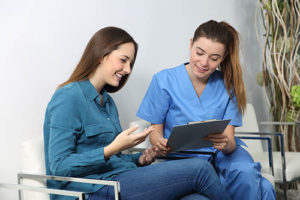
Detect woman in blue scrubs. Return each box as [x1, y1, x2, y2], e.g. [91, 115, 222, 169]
[44, 26, 230, 200]
[137, 20, 276, 200]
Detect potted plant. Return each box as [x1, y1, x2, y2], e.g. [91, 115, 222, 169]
[256, 0, 300, 151]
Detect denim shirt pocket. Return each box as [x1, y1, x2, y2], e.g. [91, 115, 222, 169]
[85, 125, 112, 137]
[84, 124, 116, 146]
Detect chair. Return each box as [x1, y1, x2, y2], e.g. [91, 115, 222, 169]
[236, 104, 300, 200]
[234, 104, 275, 184]
[0, 137, 120, 200]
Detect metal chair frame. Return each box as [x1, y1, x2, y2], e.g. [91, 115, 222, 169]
[237, 131, 287, 200]
[0, 173, 121, 200]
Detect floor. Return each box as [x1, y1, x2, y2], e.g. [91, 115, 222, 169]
[276, 186, 300, 200]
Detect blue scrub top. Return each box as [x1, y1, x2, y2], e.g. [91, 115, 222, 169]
[137, 63, 243, 150]
[44, 79, 141, 200]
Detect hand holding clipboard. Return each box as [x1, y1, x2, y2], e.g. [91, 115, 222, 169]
[166, 119, 231, 152]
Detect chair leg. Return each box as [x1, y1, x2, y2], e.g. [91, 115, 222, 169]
[17, 174, 23, 200]
[282, 182, 287, 200]
[276, 182, 288, 200]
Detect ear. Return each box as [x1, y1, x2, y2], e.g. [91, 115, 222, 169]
[222, 51, 229, 61]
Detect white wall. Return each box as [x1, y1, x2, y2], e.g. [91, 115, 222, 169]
[0, 0, 268, 198]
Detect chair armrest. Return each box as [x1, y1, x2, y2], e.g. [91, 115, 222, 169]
[235, 131, 284, 158]
[0, 182, 85, 200]
[235, 131, 286, 186]
[18, 173, 120, 200]
[236, 133, 274, 176]
[127, 147, 145, 153]
[260, 121, 298, 126]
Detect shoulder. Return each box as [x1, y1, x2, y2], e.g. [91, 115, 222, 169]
[153, 63, 185, 83]
[52, 82, 83, 102]
[48, 82, 86, 112]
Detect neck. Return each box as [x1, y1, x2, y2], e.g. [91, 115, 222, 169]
[185, 64, 208, 86]
[89, 77, 105, 94]
[185, 64, 207, 98]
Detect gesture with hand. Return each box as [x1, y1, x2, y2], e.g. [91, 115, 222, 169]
[139, 146, 159, 166]
[104, 126, 154, 159]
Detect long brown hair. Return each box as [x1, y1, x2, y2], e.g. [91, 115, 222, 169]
[58, 26, 138, 93]
[192, 20, 246, 114]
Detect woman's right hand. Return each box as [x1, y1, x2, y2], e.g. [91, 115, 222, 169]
[114, 125, 154, 151]
[104, 126, 154, 159]
[155, 137, 172, 156]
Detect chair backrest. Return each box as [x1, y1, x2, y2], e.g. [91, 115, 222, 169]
[235, 103, 264, 154]
[20, 137, 49, 200]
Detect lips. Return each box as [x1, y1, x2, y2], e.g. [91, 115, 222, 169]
[195, 65, 209, 72]
[115, 73, 124, 81]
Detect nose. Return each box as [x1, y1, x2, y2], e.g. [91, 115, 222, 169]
[123, 62, 131, 74]
[200, 56, 209, 67]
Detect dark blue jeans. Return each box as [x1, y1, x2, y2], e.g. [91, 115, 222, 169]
[87, 158, 230, 200]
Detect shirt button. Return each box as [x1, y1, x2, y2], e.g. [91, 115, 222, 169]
[107, 118, 110, 120]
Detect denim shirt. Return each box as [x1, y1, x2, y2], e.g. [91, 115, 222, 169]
[44, 79, 141, 200]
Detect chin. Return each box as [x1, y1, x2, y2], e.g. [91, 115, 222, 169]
[194, 71, 206, 78]
[112, 81, 120, 87]
[195, 72, 209, 80]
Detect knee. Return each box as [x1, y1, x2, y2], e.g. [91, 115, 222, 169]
[187, 158, 214, 171]
[230, 162, 261, 183]
[182, 158, 215, 177]
[261, 178, 276, 196]
[182, 158, 220, 187]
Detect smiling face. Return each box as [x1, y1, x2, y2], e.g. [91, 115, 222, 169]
[188, 37, 226, 83]
[90, 42, 135, 92]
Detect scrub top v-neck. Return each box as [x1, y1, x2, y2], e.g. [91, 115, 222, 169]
[137, 63, 242, 140]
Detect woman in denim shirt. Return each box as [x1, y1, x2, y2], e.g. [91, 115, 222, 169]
[44, 26, 230, 200]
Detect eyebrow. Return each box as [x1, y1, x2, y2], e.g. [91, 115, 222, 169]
[121, 55, 131, 60]
[196, 47, 222, 57]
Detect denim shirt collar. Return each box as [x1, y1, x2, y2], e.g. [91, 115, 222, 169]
[78, 79, 108, 105]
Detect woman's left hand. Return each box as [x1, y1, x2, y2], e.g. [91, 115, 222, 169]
[138, 146, 159, 166]
[205, 132, 229, 151]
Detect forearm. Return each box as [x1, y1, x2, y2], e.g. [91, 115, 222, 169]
[104, 143, 121, 159]
[149, 130, 163, 146]
[222, 137, 236, 154]
[105, 125, 152, 160]
[50, 147, 109, 177]
[221, 125, 236, 154]
[104, 145, 141, 163]
[149, 124, 164, 146]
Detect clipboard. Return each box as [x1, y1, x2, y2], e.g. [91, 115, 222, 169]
[166, 119, 231, 152]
